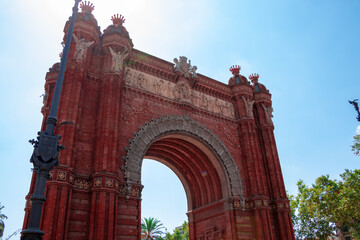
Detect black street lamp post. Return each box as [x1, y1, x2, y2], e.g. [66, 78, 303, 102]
[21, 1, 81, 239]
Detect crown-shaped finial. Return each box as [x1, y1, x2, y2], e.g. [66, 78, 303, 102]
[229, 65, 241, 75]
[249, 73, 259, 83]
[111, 14, 126, 26]
[80, 1, 95, 13]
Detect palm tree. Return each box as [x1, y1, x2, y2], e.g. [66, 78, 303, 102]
[141, 217, 165, 239]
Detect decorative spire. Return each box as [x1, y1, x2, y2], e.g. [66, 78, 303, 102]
[229, 65, 241, 76]
[249, 73, 259, 83]
[80, 1, 95, 13]
[111, 14, 126, 27]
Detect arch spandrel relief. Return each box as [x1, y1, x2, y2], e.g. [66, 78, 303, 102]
[124, 67, 235, 118]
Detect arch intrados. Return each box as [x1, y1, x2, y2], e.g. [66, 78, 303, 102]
[149, 136, 222, 202]
[145, 133, 229, 198]
[144, 133, 226, 209]
[146, 143, 208, 206]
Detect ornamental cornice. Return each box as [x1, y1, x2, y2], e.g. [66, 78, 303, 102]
[127, 60, 176, 82]
[237, 197, 291, 211]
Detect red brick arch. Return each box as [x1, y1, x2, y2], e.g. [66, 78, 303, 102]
[125, 116, 243, 193]
[22, 6, 295, 239]
[124, 115, 244, 209]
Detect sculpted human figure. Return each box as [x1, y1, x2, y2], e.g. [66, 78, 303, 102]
[262, 104, 274, 124]
[73, 34, 94, 60]
[154, 79, 166, 95]
[109, 46, 129, 72]
[190, 66, 198, 78]
[166, 82, 172, 98]
[200, 94, 209, 110]
[174, 58, 181, 72]
[124, 69, 133, 85]
[215, 99, 225, 115]
[137, 74, 146, 89]
[191, 91, 199, 106]
[242, 96, 255, 117]
[42, 91, 48, 106]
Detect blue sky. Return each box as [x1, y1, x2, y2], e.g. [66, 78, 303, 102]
[0, 0, 359, 237]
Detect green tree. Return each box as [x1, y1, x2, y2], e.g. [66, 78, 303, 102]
[163, 232, 172, 240]
[171, 228, 183, 240]
[181, 221, 189, 240]
[141, 217, 165, 240]
[289, 170, 360, 239]
[0, 203, 8, 238]
[352, 134, 360, 156]
[164, 221, 189, 240]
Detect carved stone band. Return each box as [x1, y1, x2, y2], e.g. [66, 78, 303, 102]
[124, 68, 235, 118]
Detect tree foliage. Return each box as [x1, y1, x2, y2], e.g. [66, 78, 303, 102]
[352, 134, 360, 156]
[162, 221, 189, 240]
[141, 217, 165, 240]
[290, 169, 360, 239]
[181, 221, 189, 239]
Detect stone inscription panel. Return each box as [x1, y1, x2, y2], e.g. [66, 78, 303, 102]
[124, 68, 235, 118]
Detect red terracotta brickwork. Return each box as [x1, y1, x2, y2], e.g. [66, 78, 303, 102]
[23, 3, 295, 239]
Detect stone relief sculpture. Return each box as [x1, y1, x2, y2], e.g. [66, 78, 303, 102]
[228, 102, 235, 118]
[109, 46, 129, 72]
[174, 56, 198, 79]
[262, 104, 273, 124]
[190, 66, 198, 78]
[123, 67, 235, 118]
[124, 69, 133, 85]
[137, 74, 146, 89]
[154, 79, 165, 95]
[73, 34, 94, 60]
[200, 94, 209, 110]
[215, 99, 225, 115]
[242, 96, 255, 118]
[173, 81, 191, 101]
[41, 91, 48, 106]
[190, 91, 200, 106]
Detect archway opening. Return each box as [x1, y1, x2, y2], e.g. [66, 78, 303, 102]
[140, 134, 228, 238]
[141, 159, 187, 234]
[124, 115, 245, 238]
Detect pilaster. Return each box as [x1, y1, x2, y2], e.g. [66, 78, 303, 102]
[94, 73, 123, 173]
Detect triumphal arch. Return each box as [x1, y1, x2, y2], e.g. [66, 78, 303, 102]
[23, 2, 295, 239]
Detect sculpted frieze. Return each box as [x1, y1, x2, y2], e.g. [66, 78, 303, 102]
[124, 67, 235, 118]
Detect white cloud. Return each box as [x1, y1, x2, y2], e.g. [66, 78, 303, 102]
[356, 125, 360, 135]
